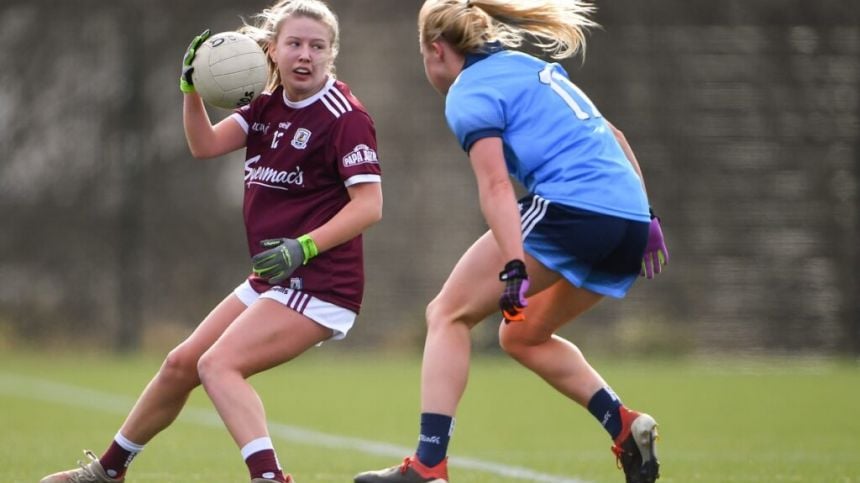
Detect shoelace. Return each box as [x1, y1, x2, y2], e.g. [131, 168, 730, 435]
[71, 451, 102, 482]
[611, 444, 626, 469]
[398, 457, 414, 475]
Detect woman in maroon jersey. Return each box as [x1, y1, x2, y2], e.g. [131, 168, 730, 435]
[40, 2, 381, 483]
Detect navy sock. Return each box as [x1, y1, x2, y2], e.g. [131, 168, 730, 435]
[587, 387, 623, 440]
[415, 413, 454, 467]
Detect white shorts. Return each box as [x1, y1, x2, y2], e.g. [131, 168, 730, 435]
[233, 280, 356, 340]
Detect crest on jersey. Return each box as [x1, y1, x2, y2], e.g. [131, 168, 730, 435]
[342, 144, 379, 167]
[291, 128, 311, 149]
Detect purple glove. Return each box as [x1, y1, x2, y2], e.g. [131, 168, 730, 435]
[499, 259, 529, 322]
[641, 211, 669, 279]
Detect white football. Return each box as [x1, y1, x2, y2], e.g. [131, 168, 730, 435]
[192, 31, 268, 109]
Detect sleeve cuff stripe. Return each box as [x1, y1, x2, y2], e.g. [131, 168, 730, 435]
[230, 113, 249, 134]
[344, 174, 381, 187]
[463, 129, 503, 152]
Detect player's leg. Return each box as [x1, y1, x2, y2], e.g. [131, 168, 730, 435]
[40, 292, 247, 483]
[122, 294, 247, 442]
[498, 275, 606, 405]
[420, 232, 499, 418]
[500, 281, 658, 482]
[354, 231, 561, 483]
[197, 298, 333, 483]
[497, 195, 659, 481]
[421, 231, 561, 415]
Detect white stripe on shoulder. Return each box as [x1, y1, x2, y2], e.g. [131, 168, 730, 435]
[320, 95, 342, 118]
[230, 113, 249, 134]
[344, 174, 381, 187]
[324, 91, 346, 113]
[330, 88, 354, 112]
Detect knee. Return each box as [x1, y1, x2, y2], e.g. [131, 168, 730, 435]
[498, 322, 544, 362]
[425, 295, 476, 333]
[195, 350, 223, 387]
[498, 324, 521, 358]
[424, 297, 445, 332]
[158, 345, 202, 389]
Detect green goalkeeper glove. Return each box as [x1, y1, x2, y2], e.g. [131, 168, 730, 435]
[251, 235, 319, 285]
[180, 29, 210, 94]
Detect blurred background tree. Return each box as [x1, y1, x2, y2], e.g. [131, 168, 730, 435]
[0, 0, 857, 356]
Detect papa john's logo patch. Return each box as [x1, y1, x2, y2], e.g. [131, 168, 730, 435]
[342, 144, 379, 168]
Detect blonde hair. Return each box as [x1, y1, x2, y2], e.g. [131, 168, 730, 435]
[240, 0, 340, 92]
[418, 0, 598, 59]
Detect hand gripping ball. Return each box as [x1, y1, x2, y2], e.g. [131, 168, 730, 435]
[192, 31, 268, 109]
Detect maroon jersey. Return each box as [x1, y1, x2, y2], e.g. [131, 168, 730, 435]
[230, 77, 381, 313]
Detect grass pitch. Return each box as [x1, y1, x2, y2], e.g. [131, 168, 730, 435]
[1, 350, 858, 482]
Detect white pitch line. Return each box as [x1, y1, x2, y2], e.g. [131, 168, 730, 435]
[0, 373, 592, 483]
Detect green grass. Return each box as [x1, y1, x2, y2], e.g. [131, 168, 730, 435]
[1, 350, 858, 482]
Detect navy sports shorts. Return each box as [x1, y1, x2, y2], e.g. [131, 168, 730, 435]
[519, 194, 649, 298]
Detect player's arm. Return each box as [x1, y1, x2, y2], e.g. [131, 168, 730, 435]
[252, 182, 382, 284]
[469, 137, 530, 321]
[179, 29, 246, 159]
[307, 181, 383, 253]
[469, 137, 524, 263]
[605, 120, 669, 277]
[606, 120, 647, 196]
[182, 94, 246, 159]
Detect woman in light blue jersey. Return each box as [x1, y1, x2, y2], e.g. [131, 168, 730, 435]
[355, 1, 667, 483]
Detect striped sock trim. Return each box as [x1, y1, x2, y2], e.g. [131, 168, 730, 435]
[114, 432, 145, 452]
[242, 436, 275, 460]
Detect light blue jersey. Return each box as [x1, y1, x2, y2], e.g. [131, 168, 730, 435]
[445, 50, 650, 223]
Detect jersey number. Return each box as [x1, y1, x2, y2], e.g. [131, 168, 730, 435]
[539, 65, 601, 120]
[271, 131, 284, 149]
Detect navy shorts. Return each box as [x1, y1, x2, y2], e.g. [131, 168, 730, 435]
[520, 194, 649, 298]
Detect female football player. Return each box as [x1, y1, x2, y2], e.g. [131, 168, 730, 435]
[354, 1, 666, 482]
[41, 1, 382, 482]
